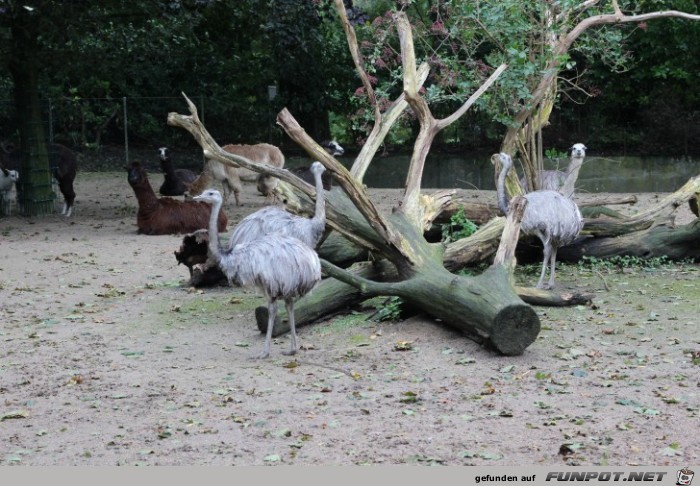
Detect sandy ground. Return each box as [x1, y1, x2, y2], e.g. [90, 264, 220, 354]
[0, 171, 698, 466]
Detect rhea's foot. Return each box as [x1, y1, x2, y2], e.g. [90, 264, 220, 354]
[251, 349, 270, 359]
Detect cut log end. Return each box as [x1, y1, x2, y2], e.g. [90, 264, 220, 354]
[488, 304, 540, 356]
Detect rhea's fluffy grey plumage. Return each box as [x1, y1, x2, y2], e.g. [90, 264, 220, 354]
[194, 188, 322, 359]
[497, 152, 583, 289]
[520, 143, 587, 197]
[228, 161, 327, 249]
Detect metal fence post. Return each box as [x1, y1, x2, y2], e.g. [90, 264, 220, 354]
[123, 96, 129, 166]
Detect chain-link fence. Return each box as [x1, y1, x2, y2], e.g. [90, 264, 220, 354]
[1, 95, 285, 174]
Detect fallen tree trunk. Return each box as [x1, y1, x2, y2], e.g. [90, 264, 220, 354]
[558, 218, 700, 262]
[438, 194, 638, 226]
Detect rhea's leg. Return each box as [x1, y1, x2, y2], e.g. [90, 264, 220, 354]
[254, 299, 277, 359]
[535, 245, 551, 289]
[546, 247, 559, 290]
[282, 299, 297, 356]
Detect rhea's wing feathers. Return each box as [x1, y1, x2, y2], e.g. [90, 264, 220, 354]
[219, 235, 321, 299]
[228, 206, 321, 248]
[522, 191, 583, 246]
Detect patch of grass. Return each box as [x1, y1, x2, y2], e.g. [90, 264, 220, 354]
[321, 311, 370, 333]
[115, 204, 136, 217]
[577, 255, 677, 272]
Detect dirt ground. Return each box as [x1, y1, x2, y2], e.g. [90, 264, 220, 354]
[0, 170, 698, 466]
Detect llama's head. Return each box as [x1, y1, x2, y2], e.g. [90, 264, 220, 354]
[570, 143, 587, 159]
[321, 140, 344, 157]
[158, 147, 169, 161]
[2, 167, 19, 182]
[126, 162, 147, 186]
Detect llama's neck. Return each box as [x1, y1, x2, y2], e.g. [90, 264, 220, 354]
[560, 155, 584, 198]
[161, 159, 177, 177]
[132, 176, 160, 209]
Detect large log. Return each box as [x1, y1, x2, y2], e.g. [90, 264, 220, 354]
[559, 218, 700, 262]
[437, 194, 638, 226]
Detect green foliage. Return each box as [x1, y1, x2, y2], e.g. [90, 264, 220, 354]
[373, 296, 404, 322]
[441, 207, 478, 244]
[544, 147, 569, 161]
[577, 255, 674, 271]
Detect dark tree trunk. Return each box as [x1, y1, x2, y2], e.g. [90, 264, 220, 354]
[9, 15, 54, 216]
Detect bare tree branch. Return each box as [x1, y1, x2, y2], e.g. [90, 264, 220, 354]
[395, 11, 507, 228]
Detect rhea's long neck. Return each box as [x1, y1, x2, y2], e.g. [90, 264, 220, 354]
[496, 163, 511, 215]
[207, 198, 224, 260]
[312, 169, 326, 225]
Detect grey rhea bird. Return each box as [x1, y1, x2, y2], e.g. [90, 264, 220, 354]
[497, 153, 584, 290]
[520, 143, 587, 197]
[229, 161, 327, 249]
[194, 188, 322, 359]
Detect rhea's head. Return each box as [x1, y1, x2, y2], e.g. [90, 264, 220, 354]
[192, 188, 223, 205]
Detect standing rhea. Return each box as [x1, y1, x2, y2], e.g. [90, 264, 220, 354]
[158, 147, 197, 196]
[497, 153, 583, 289]
[194, 188, 322, 359]
[520, 143, 587, 197]
[231, 161, 327, 248]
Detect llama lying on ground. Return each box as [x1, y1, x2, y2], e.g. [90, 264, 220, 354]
[174, 228, 228, 287]
[126, 161, 227, 235]
[0, 168, 19, 216]
[185, 143, 285, 205]
[158, 147, 197, 196]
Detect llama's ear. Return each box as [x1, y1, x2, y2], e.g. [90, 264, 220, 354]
[1, 167, 8, 176]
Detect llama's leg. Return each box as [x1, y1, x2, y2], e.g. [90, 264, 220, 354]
[221, 184, 230, 204]
[282, 299, 298, 356]
[535, 245, 552, 289]
[254, 299, 277, 359]
[546, 247, 559, 290]
[230, 177, 242, 206]
[58, 178, 75, 217]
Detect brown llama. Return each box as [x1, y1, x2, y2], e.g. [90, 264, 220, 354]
[126, 161, 227, 235]
[185, 143, 285, 205]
